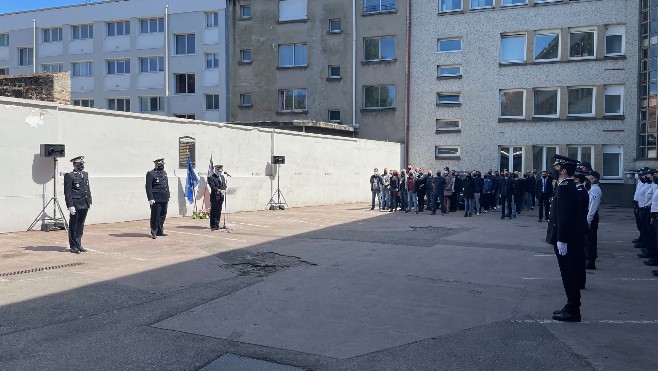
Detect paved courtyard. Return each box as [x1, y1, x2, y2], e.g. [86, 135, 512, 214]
[0, 203, 656, 370]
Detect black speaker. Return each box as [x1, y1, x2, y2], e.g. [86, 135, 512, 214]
[40, 144, 66, 158]
[272, 155, 286, 165]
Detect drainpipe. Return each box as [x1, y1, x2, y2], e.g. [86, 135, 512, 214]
[404, 0, 411, 165]
[32, 19, 37, 73]
[164, 5, 170, 116]
[352, 0, 357, 129]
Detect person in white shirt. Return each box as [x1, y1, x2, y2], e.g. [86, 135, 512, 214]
[644, 170, 658, 267]
[638, 170, 655, 260]
[632, 170, 645, 245]
[585, 171, 602, 270]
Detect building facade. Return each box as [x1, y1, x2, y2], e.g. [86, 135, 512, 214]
[227, 0, 408, 143]
[0, 0, 228, 122]
[409, 0, 641, 200]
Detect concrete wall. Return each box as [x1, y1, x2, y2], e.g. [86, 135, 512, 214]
[0, 96, 402, 233]
[0, 72, 70, 104]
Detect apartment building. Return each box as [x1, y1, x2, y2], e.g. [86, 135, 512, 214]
[409, 0, 640, 199]
[0, 0, 228, 122]
[227, 0, 408, 143]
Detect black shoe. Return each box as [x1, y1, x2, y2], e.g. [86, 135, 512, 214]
[369, 207, 374, 211]
[552, 311, 581, 322]
[431, 212, 436, 215]
[150, 234, 156, 239]
[644, 258, 658, 266]
[211, 227, 219, 231]
[78, 246, 87, 253]
[156, 233, 168, 236]
[70, 248, 80, 254]
[585, 260, 596, 270]
[637, 251, 652, 259]
[553, 308, 565, 315]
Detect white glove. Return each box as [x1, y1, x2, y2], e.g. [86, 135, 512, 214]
[149, 200, 155, 205]
[221, 190, 226, 196]
[557, 241, 567, 256]
[69, 207, 76, 215]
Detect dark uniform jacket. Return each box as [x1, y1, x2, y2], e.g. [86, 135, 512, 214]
[145, 169, 170, 202]
[536, 176, 554, 196]
[499, 177, 514, 195]
[546, 179, 583, 245]
[208, 173, 227, 201]
[576, 183, 590, 233]
[64, 171, 92, 210]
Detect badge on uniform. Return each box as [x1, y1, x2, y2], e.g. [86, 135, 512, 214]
[75, 183, 80, 188]
[156, 179, 160, 183]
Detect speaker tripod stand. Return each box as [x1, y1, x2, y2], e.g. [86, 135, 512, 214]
[28, 158, 69, 232]
[267, 163, 288, 210]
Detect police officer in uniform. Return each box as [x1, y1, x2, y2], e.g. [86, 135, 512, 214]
[546, 155, 585, 322]
[64, 156, 92, 254]
[573, 168, 590, 289]
[208, 164, 227, 230]
[145, 158, 170, 239]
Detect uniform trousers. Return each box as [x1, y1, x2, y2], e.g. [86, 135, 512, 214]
[554, 244, 584, 314]
[150, 202, 168, 236]
[210, 196, 224, 229]
[538, 193, 551, 220]
[68, 208, 88, 250]
[500, 194, 513, 217]
[585, 212, 599, 262]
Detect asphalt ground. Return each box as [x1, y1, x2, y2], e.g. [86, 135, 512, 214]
[0, 203, 656, 370]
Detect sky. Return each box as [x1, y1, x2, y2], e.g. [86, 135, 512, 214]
[0, 0, 102, 14]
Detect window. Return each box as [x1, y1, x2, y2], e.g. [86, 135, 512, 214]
[533, 146, 558, 171]
[206, 12, 219, 27]
[605, 25, 625, 56]
[533, 88, 559, 117]
[470, 0, 493, 9]
[437, 38, 462, 53]
[328, 65, 341, 78]
[72, 61, 93, 77]
[502, 0, 527, 6]
[436, 146, 460, 158]
[437, 93, 461, 105]
[438, 65, 462, 77]
[567, 145, 594, 165]
[73, 99, 94, 108]
[240, 49, 252, 63]
[604, 85, 624, 115]
[364, 85, 395, 108]
[139, 56, 164, 73]
[0, 68, 7, 75]
[364, 0, 397, 13]
[500, 34, 526, 63]
[329, 19, 342, 33]
[42, 63, 64, 73]
[140, 18, 164, 34]
[500, 146, 524, 173]
[107, 21, 130, 37]
[17, 47, 33, 66]
[328, 110, 341, 122]
[239, 94, 252, 106]
[72, 24, 93, 40]
[175, 34, 195, 55]
[205, 94, 220, 110]
[0, 33, 8, 47]
[175, 73, 195, 94]
[534, 31, 560, 61]
[436, 119, 461, 131]
[279, 0, 308, 21]
[536, 0, 560, 3]
[364, 36, 396, 61]
[279, 43, 307, 67]
[175, 114, 196, 119]
[567, 87, 595, 116]
[439, 0, 462, 12]
[108, 98, 130, 112]
[602, 145, 623, 179]
[140, 97, 164, 112]
[206, 53, 219, 69]
[240, 6, 252, 19]
[107, 59, 130, 75]
[42, 28, 62, 43]
[499, 90, 525, 118]
[569, 28, 596, 59]
[279, 89, 307, 111]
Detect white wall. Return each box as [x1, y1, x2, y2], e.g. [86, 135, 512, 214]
[0, 97, 402, 233]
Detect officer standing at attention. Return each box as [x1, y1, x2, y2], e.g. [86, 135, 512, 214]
[64, 156, 92, 254]
[208, 164, 227, 230]
[546, 155, 584, 322]
[573, 168, 590, 289]
[146, 158, 170, 239]
[585, 171, 602, 270]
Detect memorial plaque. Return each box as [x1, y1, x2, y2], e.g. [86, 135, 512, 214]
[179, 136, 196, 168]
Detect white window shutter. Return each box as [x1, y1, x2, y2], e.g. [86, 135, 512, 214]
[279, 0, 307, 22]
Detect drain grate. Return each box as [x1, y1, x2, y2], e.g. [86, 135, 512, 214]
[0, 262, 85, 277]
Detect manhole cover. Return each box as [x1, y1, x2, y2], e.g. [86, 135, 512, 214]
[200, 353, 304, 371]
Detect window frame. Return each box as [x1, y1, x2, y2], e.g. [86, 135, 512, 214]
[205, 52, 220, 69]
[139, 56, 164, 73]
[567, 145, 595, 165]
[279, 89, 308, 112]
[240, 5, 252, 19]
[499, 89, 526, 119]
[174, 73, 196, 95]
[107, 97, 131, 112]
[72, 24, 94, 40]
[604, 25, 625, 57]
[532, 88, 560, 118]
[436, 119, 461, 131]
[568, 27, 597, 60]
[0, 33, 8, 47]
[501, 0, 528, 7]
[239, 94, 252, 107]
[73, 99, 95, 108]
[567, 86, 596, 117]
[278, 43, 308, 67]
[174, 34, 196, 56]
[437, 38, 462, 53]
[439, 0, 463, 13]
[0, 67, 8, 75]
[139, 96, 164, 112]
[604, 85, 624, 116]
[500, 33, 527, 64]
[41, 63, 64, 73]
[139, 18, 165, 34]
[470, 0, 494, 10]
[534, 30, 561, 62]
[363, 85, 396, 109]
[42, 27, 63, 43]
[363, 0, 397, 13]
[329, 18, 342, 33]
[437, 92, 462, 105]
[106, 59, 131, 75]
[328, 65, 341, 78]
[364, 36, 396, 62]
[107, 20, 130, 37]
[328, 109, 341, 122]
[17, 47, 33, 67]
[435, 146, 461, 158]
[601, 144, 623, 180]
[205, 94, 221, 111]
[240, 49, 252, 63]
[71, 61, 93, 77]
[437, 65, 462, 78]
[206, 12, 220, 28]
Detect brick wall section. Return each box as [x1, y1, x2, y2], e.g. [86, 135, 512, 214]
[0, 72, 71, 105]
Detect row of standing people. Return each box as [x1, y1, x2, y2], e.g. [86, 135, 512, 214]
[632, 168, 658, 276]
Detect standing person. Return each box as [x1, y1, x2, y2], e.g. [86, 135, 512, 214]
[381, 168, 390, 210]
[443, 170, 453, 212]
[546, 155, 584, 322]
[638, 170, 655, 260]
[585, 171, 602, 270]
[399, 169, 408, 212]
[573, 169, 590, 289]
[369, 168, 384, 210]
[407, 172, 418, 213]
[513, 173, 524, 216]
[482, 173, 493, 212]
[536, 170, 553, 222]
[492, 171, 500, 210]
[208, 164, 228, 230]
[424, 170, 434, 211]
[451, 171, 462, 213]
[499, 171, 513, 220]
[64, 156, 92, 254]
[462, 173, 475, 217]
[146, 158, 170, 239]
[431, 171, 446, 215]
[473, 171, 482, 215]
[531, 169, 538, 209]
[524, 172, 535, 211]
[417, 169, 427, 212]
[389, 170, 400, 212]
[647, 170, 658, 267]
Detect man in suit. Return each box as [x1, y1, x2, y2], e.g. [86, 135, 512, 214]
[547, 155, 585, 322]
[499, 170, 514, 220]
[536, 170, 553, 222]
[64, 156, 92, 254]
[208, 164, 228, 230]
[145, 158, 170, 239]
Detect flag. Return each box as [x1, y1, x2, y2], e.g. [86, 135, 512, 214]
[185, 156, 199, 204]
[207, 154, 214, 178]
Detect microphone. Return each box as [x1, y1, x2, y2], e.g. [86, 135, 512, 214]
[224, 171, 232, 177]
